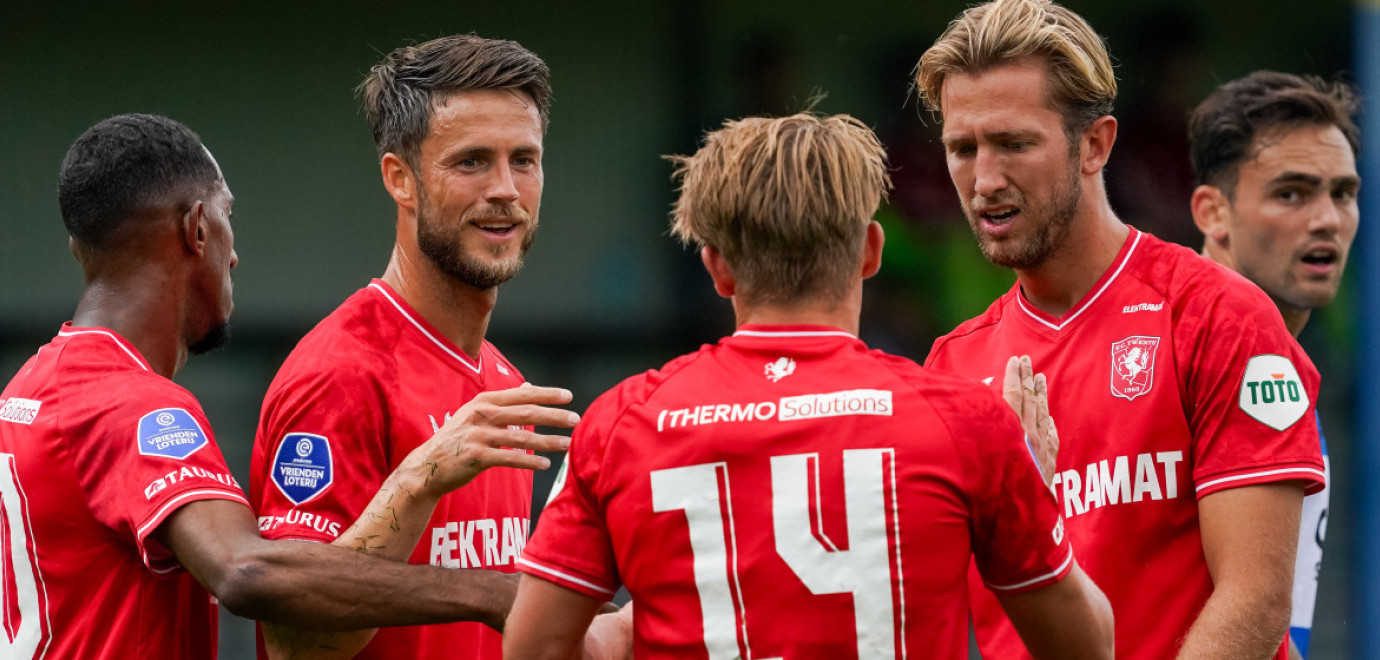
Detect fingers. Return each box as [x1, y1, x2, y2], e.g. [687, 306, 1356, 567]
[1002, 355, 1023, 414]
[474, 383, 575, 408]
[1019, 356, 1038, 428]
[461, 403, 581, 431]
[460, 445, 555, 472]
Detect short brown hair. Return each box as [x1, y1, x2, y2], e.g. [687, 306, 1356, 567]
[668, 113, 891, 307]
[1189, 70, 1360, 197]
[359, 34, 551, 170]
[915, 0, 1116, 138]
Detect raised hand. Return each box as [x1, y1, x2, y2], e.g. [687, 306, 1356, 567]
[1001, 355, 1059, 486]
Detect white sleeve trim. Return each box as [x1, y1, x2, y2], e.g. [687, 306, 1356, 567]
[985, 547, 1075, 592]
[1195, 467, 1326, 493]
[517, 557, 616, 597]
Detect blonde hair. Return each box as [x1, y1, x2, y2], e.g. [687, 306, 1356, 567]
[668, 113, 890, 307]
[916, 0, 1116, 136]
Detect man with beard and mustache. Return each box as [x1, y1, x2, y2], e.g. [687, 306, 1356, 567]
[916, 1, 1325, 659]
[1188, 71, 1361, 659]
[248, 36, 626, 660]
[0, 113, 592, 659]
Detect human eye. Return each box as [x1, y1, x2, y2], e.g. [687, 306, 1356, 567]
[1275, 187, 1307, 204]
[1332, 186, 1357, 202]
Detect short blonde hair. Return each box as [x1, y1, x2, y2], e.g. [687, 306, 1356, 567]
[916, 0, 1116, 136]
[668, 113, 890, 307]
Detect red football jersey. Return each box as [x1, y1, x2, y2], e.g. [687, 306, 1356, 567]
[0, 324, 250, 659]
[925, 228, 1325, 660]
[249, 280, 532, 659]
[521, 325, 1072, 659]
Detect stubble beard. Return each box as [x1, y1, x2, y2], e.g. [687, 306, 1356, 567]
[967, 156, 1082, 271]
[415, 187, 538, 291]
[189, 322, 231, 355]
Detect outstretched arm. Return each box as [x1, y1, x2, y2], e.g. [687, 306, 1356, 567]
[157, 499, 519, 631]
[997, 562, 1114, 660]
[261, 384, 579, 659]
[1176, 483, 1303, 659]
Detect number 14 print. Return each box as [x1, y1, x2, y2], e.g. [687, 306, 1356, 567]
[650, 448, 904, 660]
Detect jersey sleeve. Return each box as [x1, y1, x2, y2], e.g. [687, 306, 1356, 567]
[518, 389, 621, 600]
[952, 389, 1073, 594]
[252, 361, 390, 543]
[1179, 280, 1325, 499]
[64, 376, 249, 573]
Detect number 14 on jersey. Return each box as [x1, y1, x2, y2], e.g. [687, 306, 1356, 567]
[650, 448, 905, 660]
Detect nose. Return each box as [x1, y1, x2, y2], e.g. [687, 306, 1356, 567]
[972, 148, 1007, 199]
[486, 162, 520, 205]
[1308, 196, 1344, 236]
[229, 248, 239, 271]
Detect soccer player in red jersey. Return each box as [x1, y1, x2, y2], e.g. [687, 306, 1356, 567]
[1188, 71, 1361, 659]
[503, 113, 1114, 659]
[0, 113, 577, 659]
[915, 1, 1327, 658]
[248, 35, 627, 659]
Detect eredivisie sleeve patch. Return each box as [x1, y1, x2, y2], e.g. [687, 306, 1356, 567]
[1238, 354, 1309, 431]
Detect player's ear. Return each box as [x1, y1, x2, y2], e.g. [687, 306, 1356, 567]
[860, 220, 885, 279]
[381, 153, 418, 212]
[700, 245, 736, 298]
[1191, 184, 1231, 247]
[180, 200, 208, 258]
[1078, 115, 1117, 176]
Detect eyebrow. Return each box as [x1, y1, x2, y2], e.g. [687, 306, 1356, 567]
[1269, 171, 1362, 189]
[941, 130, 1040, 147]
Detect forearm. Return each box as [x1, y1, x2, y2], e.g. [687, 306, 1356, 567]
[332, 459, 443, 560]
[1176, 584, 1290, 659]
[260, 462, 449, 657]
[219, 538, 518, 630]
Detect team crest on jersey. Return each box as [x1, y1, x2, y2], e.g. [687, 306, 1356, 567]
[272, 433, 334, 505]
[764, 357, 796, 382]
[137, 408, 209, 459]
[1238, 354, 1309, 430]
[1110, 336, 1160, 401]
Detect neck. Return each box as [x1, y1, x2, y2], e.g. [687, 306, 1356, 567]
[1014, 193, 1129, 318]
[732, 285, 862, 336]
[381, 245, 496, 360]
[1278, 306, 1310, 338]
[71, 272, 188, 378]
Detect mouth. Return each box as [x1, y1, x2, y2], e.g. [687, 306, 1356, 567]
[472, 219, 521, 238]
[975, 205, 1020, 235]
[1299, 244, 1341, 275]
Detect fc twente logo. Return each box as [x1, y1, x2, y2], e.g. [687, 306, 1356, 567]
[1110, 336, 1160, 401]
[765, 357, 796, 382]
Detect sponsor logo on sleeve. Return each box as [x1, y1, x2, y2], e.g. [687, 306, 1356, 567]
[0, 397, 42, 425]
[1110, 336, 1160, 401]
[271, 433, 333, 505]
[1239, 354, 1309, 430]
[136, 408, 209, 459]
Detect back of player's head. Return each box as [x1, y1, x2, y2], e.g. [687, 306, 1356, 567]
[1189, 71, 1360, 198]
[58, 113, 220, 251]
[359, 34, 551, 171]
[668, 113, 890, 307]
[915, 0, 1116, 139]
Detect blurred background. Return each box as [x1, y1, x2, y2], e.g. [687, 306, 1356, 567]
[1, 1, 1372, 657]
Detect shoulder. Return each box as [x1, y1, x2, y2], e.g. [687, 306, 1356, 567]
[1128, 232, 1276, 321]
[862, 348, 1013, 444]
[263, 291, 398, 409]
[586, 347, 708, 421]
[926, 288, 1012, 365]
